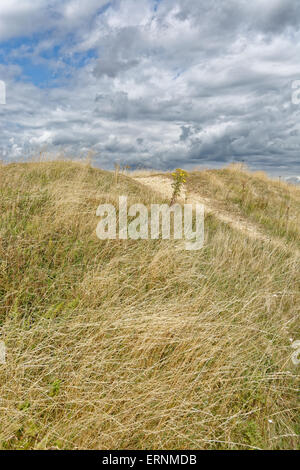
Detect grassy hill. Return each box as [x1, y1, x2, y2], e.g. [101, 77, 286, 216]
[0, 161, 299, 449]
[187, 164, 300, 246]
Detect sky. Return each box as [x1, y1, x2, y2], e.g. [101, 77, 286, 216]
[0, 0, 300, 176]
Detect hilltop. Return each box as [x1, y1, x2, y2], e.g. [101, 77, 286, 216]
[0, 160, 299, 450]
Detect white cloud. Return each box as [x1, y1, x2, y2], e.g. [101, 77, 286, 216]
[0, 0, 52, 40]
[1, 0, 300, 175]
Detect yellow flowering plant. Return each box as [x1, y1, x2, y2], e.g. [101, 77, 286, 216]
[170, 168, 188, 205]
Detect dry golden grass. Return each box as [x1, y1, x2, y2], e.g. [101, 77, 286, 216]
[187, 164, 300, 248]
[0, 160, 299, 450]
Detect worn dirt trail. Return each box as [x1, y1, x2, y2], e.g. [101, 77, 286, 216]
[133, 176, 299, 254]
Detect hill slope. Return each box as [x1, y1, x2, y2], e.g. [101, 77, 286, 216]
[0, 161, 299, 449]
[134, 165, 300, 251]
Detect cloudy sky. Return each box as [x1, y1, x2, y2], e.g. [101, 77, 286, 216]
[0, 0, 300, 175]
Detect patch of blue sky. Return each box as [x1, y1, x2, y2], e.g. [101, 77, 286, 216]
[0, 1, 112, 88]
[153, 0, 163, 12]
[0, 33, 50, 57]
[0, 33, 98, 88]
[13, 60, 57, 88]
[62, 48, 98, 69]
[97, 2, 112, 16]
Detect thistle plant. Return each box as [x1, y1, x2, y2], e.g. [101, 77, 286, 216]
[170, 168, 188, 205]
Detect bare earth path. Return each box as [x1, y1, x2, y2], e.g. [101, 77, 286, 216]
[133, 176, 299, 254]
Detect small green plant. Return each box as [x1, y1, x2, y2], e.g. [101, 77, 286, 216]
[170, 168, 188, 205]
[49, 379, 62, 397]
[18, 400, 31, 411]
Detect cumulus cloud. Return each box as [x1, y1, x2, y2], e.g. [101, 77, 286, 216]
[0, 0, 300, 175]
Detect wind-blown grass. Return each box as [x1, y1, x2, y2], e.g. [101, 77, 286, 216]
[0, 161, 299, 449]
